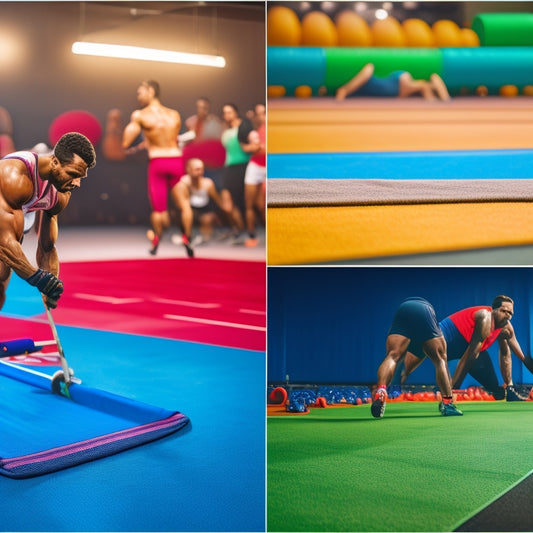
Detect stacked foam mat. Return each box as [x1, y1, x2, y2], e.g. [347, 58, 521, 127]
[267, 13, 533, 264]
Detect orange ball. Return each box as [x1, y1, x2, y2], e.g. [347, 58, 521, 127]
[294, 85, 313, 98]
[523, 85, 533, 96]
[336, 10, 372, 46]
[476, 85, 488, 97]
[301, 11, 338, 46]
[372, 16, 406, 47]
[432, 19, 462, 47]
[500, 85, 518, 97]
[402, 18, 435, 47]
[460, 28, 480, 47]
[267, 6, 302, 46]
[267, 85, 286, 98]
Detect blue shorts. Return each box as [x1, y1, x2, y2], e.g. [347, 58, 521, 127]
[349, 71, 406, 97]
[440, 317, 499, 390]
[439, 318, 468, 361]
[388, 297, 442, 357]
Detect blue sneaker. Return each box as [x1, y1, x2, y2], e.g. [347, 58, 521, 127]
[506, 386, 527, 402]
[441, 402, 463, 416]
[371, 389, 387, 418]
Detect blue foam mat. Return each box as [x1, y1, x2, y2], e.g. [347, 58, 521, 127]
[0, 275, 265, 531]
[268, 149, 533, 180]
[0, 362, 189, 478]
[0, 326, 265, 531]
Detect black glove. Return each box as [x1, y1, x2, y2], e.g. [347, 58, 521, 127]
[26, 269, 64, 308]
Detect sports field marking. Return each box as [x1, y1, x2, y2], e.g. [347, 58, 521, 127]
[151, 297, 220, 309]
[73, 293, 144, 305]
[240, 308, 266, 315]
[163, 314, 267, 331]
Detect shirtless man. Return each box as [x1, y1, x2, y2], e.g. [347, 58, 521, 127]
[402, 296, 533, 401]
[0, 132, 96, 309]
[122, 80, 183, 255]
[172, 158, 232, 257]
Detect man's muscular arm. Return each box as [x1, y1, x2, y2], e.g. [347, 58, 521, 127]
[452, 309, 491, 388]
[0, 161, 39, 279]
[499, 323, 533, 375]
[32, 202, 65, 308]
[122, 111, 143, 149]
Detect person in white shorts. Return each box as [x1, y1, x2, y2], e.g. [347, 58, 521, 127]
[242, 104, 265, 248]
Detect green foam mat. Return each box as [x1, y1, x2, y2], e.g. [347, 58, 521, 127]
[324, 47, 443, 90]
[268, 401, 533, 532]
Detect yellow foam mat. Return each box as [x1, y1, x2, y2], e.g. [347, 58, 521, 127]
[267, 101, 533, 153]
[267, 202, 533, 265]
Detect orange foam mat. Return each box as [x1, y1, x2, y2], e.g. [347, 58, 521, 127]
[267, 202, 533, 265]
[267, 97, 533, 153]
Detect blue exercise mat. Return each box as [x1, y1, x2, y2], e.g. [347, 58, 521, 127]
[0, 361, 189, 479]
[268, 149, 533, 180]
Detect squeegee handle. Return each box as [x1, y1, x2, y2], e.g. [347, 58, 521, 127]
[42, 296, 71, 385]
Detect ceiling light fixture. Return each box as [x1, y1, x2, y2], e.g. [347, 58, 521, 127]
[71, 41, 226, 68]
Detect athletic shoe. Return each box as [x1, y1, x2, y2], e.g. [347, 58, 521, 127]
[441, 402, 463, 416]
[245, 238, 258, 248]
[438, 401, 444, 413]
[231, 234, 246, 246]
[371, 389, 387, 418]
[506, 385, 527, 402]
[182, 235, 194, 258]
[191, 235, 208, 247]
[147, 230, 160, 256]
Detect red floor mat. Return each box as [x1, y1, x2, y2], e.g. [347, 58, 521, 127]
[33, 258, 265, 351]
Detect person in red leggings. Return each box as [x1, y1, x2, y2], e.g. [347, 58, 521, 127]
[123, 80, 187, 255]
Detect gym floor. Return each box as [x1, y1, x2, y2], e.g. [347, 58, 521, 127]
[0, 225, 266, 532]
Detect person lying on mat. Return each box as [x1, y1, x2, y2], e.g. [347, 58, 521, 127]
[371, 296, 462, 418]
[401, 295, 533, 402]
[335, 63, 450, 101]
[0, 132, 96, 309]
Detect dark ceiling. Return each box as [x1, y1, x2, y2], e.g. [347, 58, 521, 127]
[91, 1, 265, 21]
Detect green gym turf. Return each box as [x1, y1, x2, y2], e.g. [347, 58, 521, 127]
[267, 401, 533, 532]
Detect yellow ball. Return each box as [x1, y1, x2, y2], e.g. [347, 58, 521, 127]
[335, 10, 372, 47]
[301, 11, 338, 46]
[499, 85, 518, 97]
[432, 19, 462, 47]
[267, 85, 286, 98]
[294, 85, 313, 98]
[402, 18, 435, 47]
[267, 6, 302, 46]
[523, 85, 533, 96]
[460, 28, 480, 47]
[371, 17, 407, 47]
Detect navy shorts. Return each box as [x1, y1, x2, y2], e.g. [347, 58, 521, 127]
[388, 297, 443, 357]
[350, 71, 406, 97]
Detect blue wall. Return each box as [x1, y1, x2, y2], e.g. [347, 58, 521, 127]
[268, 267, 533, 387]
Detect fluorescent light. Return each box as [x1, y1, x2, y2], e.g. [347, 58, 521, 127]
[72, 41, 225, 68]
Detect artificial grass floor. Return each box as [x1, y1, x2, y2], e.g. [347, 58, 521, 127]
[267, 401, 533, 532]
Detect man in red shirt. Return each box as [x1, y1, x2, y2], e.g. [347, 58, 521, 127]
[402, 295, 533, 401]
